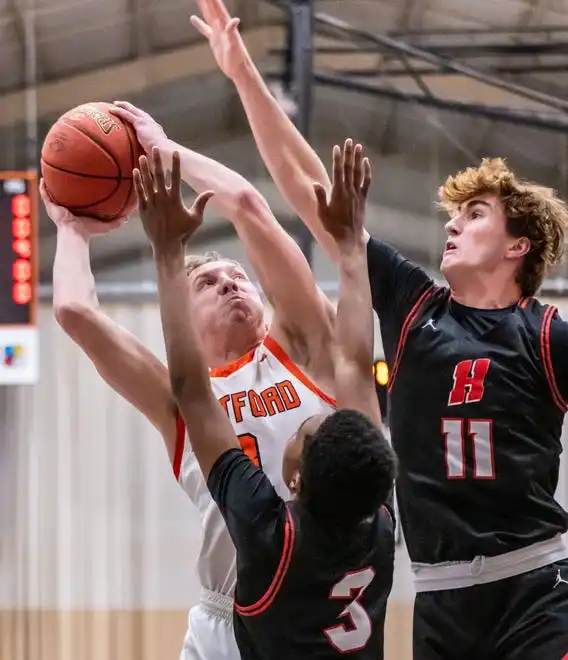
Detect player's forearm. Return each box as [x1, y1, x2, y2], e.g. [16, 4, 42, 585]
[154, 246, 211, 401]
[335, 241, 380, 422]
[231, 61, 338, 259]
[157, 138, 256, 222]
[336, 242, 374, 369]
[52, 226, 99, 317]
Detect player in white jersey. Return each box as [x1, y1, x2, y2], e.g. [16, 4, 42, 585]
[176, 333, 334, 657]
[42, 109, 336, 659]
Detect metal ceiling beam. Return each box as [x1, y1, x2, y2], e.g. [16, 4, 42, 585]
[312, 13, 568, 115]
[387, 25, 568, 38]
[0, 25, 281, 129]
[272, 42, 568, 58]
[312, 71, 568, 133]
[319, 63, 568, 78]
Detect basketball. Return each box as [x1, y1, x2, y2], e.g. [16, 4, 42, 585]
[41, 102, 144, 221]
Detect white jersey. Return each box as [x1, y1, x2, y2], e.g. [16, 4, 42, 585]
[173, 334, 335, 597]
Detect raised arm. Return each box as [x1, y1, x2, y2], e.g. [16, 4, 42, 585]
[41, 183, 178, 462]
[135, 147, 238, 479]
[314, 142, 381, 425]
[190, 0, 348, 261]
[110, 102, 334, 378]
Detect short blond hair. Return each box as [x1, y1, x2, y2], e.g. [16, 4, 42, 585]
[184, 251, 243, 277]
[438, 158, 568, 296]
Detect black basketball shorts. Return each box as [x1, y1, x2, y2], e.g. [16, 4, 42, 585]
[413, 559, 568, 660]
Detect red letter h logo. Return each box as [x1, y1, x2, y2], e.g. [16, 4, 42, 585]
[448, 359, 490, 406]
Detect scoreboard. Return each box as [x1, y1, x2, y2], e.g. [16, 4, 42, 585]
[0, 171, 39, 384]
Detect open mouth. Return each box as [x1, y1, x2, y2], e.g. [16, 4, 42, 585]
[445, 241, 457, 253]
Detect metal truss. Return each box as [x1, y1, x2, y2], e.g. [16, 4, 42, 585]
[265, 0, 568, 133]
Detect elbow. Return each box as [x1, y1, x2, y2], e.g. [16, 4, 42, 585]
[234, 188, 271, 225]
[54, 301, 95, 335]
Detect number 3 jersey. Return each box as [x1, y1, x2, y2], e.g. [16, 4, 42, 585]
[173, 334, 335, 596]
[207, 449, 395, 660]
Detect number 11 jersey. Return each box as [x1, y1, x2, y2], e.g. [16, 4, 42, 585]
[367, 237, 568, 565]
[173, 334, 335, 596]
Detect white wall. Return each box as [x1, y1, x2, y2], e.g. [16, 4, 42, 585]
[0, 304, 200, 610]
[1, 300, 567, 611]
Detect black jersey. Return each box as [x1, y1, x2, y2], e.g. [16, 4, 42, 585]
[368, 237, 568, 564]
[208, 448, 395, 660]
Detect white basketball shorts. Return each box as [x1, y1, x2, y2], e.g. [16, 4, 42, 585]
[179, 590, 240, 660]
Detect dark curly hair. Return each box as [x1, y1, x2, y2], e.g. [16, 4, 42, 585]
[299, 409, 397, 528]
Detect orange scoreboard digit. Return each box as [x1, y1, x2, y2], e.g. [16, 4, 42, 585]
[0, 171, 39, 384]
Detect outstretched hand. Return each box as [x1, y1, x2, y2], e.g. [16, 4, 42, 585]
[134, 147, 214, 253]
[39, 179, 125, 239]
[313, 139, 372, 246]
[190, 0, 248, 80]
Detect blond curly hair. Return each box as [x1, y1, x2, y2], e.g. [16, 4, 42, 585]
[438, 158, 568, 296]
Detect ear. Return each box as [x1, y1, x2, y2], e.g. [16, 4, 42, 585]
[507, 236, 531, 260]
[288, 471, 301, 495]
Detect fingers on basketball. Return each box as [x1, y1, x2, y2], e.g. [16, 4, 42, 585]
[112, 101, 141, 116]
[107, 106, 134, 124]
[39, 179, 52, 205]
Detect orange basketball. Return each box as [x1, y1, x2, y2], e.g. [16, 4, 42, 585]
[41, 102, 144, 221]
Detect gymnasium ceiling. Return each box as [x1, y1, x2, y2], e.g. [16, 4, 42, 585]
[2, 0, 568, 282]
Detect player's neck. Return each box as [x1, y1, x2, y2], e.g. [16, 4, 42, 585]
[205, 325, 266, 369]
[450, 275, 522, 310]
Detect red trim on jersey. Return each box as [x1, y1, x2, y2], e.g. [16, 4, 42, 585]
[209, 345, 258, 378]
[540, 305, 568, 411]
[388, 285, 435, 393]
[235, 506, 296, 617]
[173, 411, 186, 481]
[264, 335, 336, 407]
[518, 296, 531, 309]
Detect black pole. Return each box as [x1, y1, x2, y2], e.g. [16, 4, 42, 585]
[288, 0, 315, 267]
